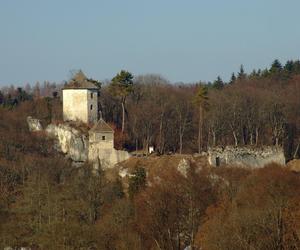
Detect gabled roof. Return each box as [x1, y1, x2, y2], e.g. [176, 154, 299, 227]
[90, 118, 114, 133]
[63, 71, 99, 90]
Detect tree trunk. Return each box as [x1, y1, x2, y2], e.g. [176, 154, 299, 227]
[159, 113, 164, 154]
[233, 131, 238, 146]
[135, 138, 138, 152]
[255, 127, 259, 146]
[198, 105, 203, 154]
[212, 130, 216, 147]
[293, 142, 300, 159]
[250, 132, 253, 145]
[121, 101, 125, 133]
[179, 131, 183, 154]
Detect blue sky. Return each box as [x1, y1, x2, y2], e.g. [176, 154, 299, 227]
[0, 0, 299, 86]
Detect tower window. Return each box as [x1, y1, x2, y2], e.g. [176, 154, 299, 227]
[90, 93, 93, 99]
[90, 104, 93, 110]
[102, 136, 105, 140]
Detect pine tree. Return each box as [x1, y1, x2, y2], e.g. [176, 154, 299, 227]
[109, 70, 134, 133]
[237, 65, 247, 81]
[193, 85, 209, 153]
[270, 59, 282, 74]
[229, 73, 236, 84]
[212, 76, 224, 89]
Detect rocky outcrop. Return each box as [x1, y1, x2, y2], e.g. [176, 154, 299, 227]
[208, 146, 285, 168]
[45, 124, 88, 162]
[27, 116, 43, 131]
[177, 158, 190, 177]
[27, 116, 130, 167]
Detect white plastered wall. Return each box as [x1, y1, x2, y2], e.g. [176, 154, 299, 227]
[63, 89, 98, 124]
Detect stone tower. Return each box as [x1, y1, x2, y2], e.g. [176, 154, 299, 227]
[89, 118, 114, 149]
[62, 71, 99, 124]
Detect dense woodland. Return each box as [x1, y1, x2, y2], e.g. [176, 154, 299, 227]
[1, 59, 300, 157]
[0, 59, 300, 249]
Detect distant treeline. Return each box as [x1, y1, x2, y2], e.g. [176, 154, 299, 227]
[1, 59, 300, 158]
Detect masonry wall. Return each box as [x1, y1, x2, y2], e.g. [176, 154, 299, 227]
[63, 89, 98, 124]
[87, 90, 98, 124]
[89, 131, 113, 148]
[208, 146, 285, 168]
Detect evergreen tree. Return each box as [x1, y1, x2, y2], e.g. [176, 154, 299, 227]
[237, 65, 247, 81]
[193, 85, 209, 153]
[212, 76, 224, 89]
[284, 60, 294, 73]
[109, 70, 134, 133]
[270, 59, 282, 74]
[229, 73, 236, 84]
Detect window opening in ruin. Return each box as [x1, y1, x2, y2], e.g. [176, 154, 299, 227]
[102, 136, 105, 140]
[91, 93, 93, 99]
[216, 157, 220, 167]
[90, 105, 93, 110]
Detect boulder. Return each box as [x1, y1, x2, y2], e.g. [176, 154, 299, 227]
[27, 116, 43, 131]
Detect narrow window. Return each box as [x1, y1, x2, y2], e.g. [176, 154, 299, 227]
[90, 93, 93, 99]
[102, 136, 105, 140]
[90, 104, 93, 110]
[216, 157, 220, 167]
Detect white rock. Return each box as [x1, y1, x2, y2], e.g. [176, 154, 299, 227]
[45, 123, 88, 162]
[177, 158, 190, 177]
[27, 116, 43, 131]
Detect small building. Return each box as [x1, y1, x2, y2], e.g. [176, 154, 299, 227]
[89, 118, 114, 149]
[88, 118, 130, 169]
[62, 71, 99, 124]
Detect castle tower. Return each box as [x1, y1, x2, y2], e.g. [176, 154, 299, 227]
[62, 71, 99, 124]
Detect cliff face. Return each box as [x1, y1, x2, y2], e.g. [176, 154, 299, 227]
[208, 146, 285, 168]
[27, 117, 130, 167]
[46, 124, 88, 162]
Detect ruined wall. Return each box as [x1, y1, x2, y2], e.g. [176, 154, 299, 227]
[208, 146, 285, 168]
[88, 141, 130, 169]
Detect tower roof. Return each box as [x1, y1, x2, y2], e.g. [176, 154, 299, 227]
[63, 71, 99, 90]
[90, 118, 114, 133]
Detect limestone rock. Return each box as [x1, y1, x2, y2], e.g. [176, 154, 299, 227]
[27, 116, 43, 131]
[177, 158, 190, 177]
[45, 123, 88, 162]
[208, 146, 285, 168]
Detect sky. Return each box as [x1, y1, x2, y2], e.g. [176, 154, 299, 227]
[0, 0, 300, 86]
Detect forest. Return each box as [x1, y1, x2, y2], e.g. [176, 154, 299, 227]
[0, 59, 300, 249]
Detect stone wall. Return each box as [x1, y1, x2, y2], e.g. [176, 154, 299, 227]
[89, 142, 130, 169]
[63, 89, 98, 124]
[208, 146, 285, 168]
